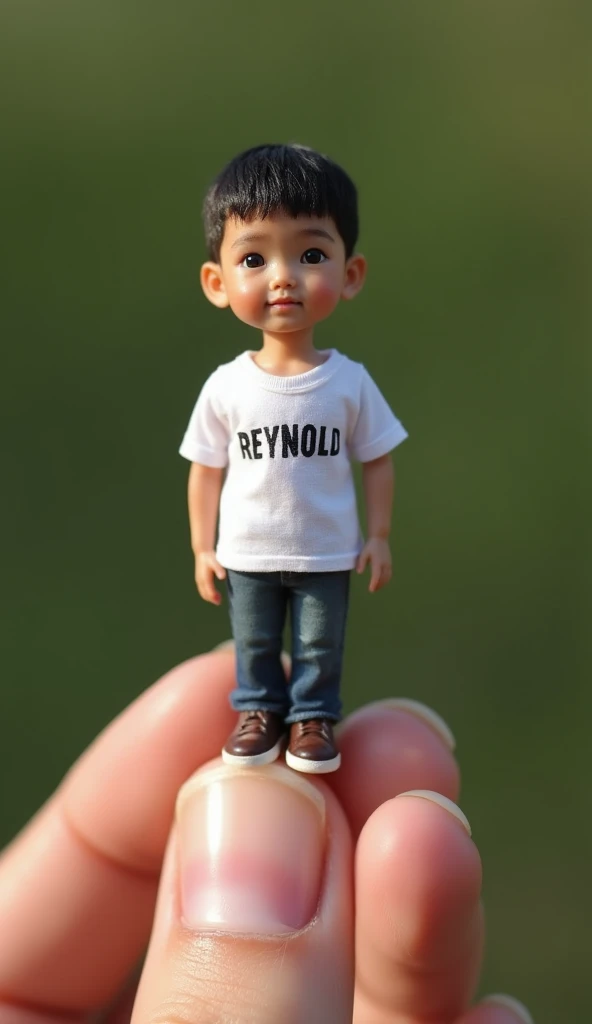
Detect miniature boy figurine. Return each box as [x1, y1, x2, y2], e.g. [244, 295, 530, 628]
[180, 143, 407, 773]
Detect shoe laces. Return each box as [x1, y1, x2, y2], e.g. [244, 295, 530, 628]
[239, 711, 270, 734]
[299, 719, 331, 738]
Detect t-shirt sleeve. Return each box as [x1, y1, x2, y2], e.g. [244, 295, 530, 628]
[178, 373, 230, 467]
[350, 367, 408, 462]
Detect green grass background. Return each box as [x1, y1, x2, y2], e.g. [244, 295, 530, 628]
[1, 2, 590, 1019]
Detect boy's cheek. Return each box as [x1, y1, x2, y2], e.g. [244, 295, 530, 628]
[308, 278, 343, 319]
[227, 289, 265, 326]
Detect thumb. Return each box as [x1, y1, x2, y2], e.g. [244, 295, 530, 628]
[132, 761, 354, 1024]
[213, 559, 227, 580]
[356, 547, 369, 574]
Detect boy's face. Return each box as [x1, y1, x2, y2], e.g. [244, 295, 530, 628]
[201, 211, 366, 332]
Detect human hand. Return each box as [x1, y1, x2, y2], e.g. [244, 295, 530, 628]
[195, 550, 226, 605]
[356, 536, 392, 592]
[0, 648, 533, 1024]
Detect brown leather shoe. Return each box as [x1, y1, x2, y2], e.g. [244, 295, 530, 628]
[285, 719, 341, 774]
[222, 711, 286, 766]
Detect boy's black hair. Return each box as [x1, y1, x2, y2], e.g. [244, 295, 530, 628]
[203, 144, 358, 261]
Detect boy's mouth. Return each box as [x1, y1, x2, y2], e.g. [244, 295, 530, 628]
[267, 299, 301, 307]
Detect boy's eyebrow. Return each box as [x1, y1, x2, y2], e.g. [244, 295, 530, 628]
[230, 227, 337, 250]
[297, 227, 336, 243]
[230, 231, 268, 249]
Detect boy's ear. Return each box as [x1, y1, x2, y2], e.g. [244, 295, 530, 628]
[200, 262, 229, 308]
[341, 253, 367, 301]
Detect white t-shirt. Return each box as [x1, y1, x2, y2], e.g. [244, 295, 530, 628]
[179, 349, 408, 571]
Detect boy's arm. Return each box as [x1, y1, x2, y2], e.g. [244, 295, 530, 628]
[188, 462, 226, 606]
[357, 453, 395, 592]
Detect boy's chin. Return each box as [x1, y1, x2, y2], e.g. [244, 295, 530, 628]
[235, 314, 314, 334]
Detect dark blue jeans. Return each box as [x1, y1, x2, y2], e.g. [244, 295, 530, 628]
[226, 569, 351, 724]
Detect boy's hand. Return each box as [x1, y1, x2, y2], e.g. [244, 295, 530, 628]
[356, 537, 392, 593]
[195, 551, 226, 605]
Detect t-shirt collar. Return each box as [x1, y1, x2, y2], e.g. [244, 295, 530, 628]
[239, 349, 344, 393]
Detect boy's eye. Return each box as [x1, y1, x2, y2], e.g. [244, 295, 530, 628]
[241, 253, 265, 268]
[301, 248, 327, 265]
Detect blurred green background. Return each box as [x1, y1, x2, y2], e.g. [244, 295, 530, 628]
[1, 2, 590, 1019]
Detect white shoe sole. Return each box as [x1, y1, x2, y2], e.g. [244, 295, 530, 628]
[285, 750, 341, 774]
[222, 736, 284, 768]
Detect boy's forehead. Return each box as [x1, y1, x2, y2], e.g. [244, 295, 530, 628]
[221, 211, 340, 250]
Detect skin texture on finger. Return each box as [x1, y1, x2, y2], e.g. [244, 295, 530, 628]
[0, 652, 237, 1012]
[62, 653, 237, 869]
[0, 800, 155, 1011]
[353, 793, 483, 1024]
[132, 762, 354, 1024]
[331, 701, 460, 839]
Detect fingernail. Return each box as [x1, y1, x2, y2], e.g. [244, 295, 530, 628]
[396, 790, 472, 836]
[483, 994, 534, 1023]
[211, 638, 235, 652]
[176, 763, 325, 934]
[369, 698, 456, 750]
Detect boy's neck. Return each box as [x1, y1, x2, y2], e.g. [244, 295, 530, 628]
[254, 329, 328, 375]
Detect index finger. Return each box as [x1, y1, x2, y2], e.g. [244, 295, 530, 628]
[0, 650, 236, 1014]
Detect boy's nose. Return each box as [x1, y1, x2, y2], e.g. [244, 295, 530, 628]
[269, 262, 297, 290]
